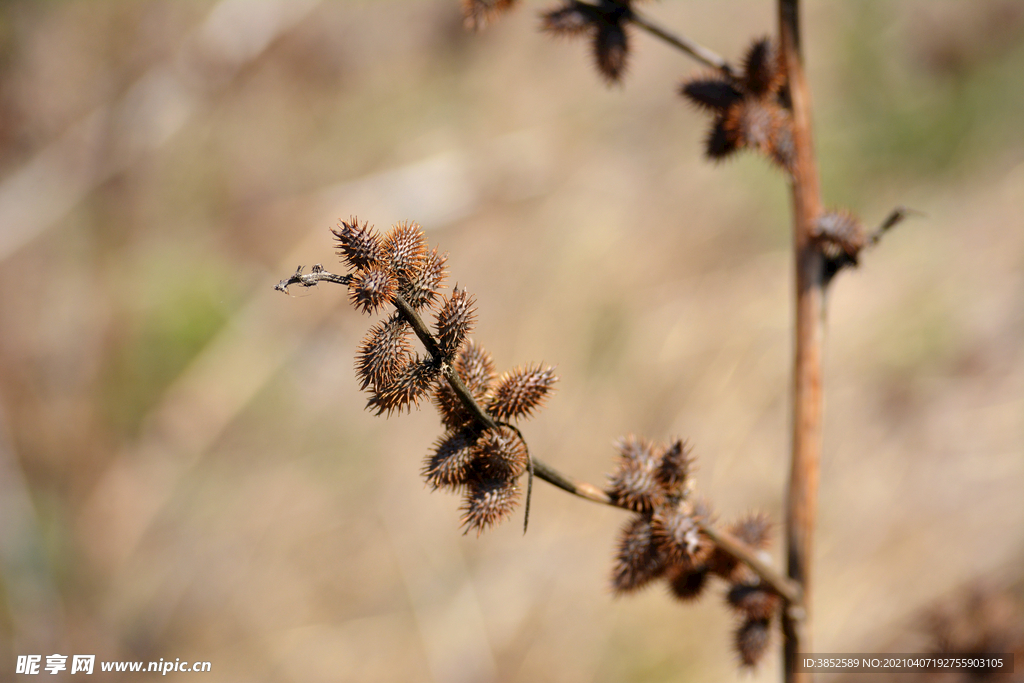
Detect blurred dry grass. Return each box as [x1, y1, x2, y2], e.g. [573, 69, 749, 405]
[0, 1, 1021, 681]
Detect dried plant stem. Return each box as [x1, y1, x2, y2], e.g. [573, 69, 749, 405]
[779, 0, 822, 680]
[627, 9, 736, 78]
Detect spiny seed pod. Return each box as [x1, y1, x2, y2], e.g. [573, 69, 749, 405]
[611, 514, 666, 594]
[433, 341, 495, 430]
[368, 355, 438, 415]
[540, 1, 596, 37]
[471, 426, 528, 481]
[727, 581, 781, 621]
[742, 37, 783, 96]
[814, 209, 866, 262]
[734, 618, 772, 667]
[655, 439, 692, 494]
[461, 478, 520, 535]
[462, 0, 516, 31]
[348, 263, 396, 315]
[435, 286, 476, 358]
[400, 246, 447, 310]
[681, 76, 743, 113]
[383, 221, 426, 278]
[730, 512, 773, 550]
[705, 117, 739, 161]
[488, 364, 558, 421]
[356, 314, 411, 390]
[667, 565, 708, 602]
[593, 20, 628, 84]
[651, 506, 713, 569]
[332, 216, 382, 270]
[607, 436, 663, 513]
[423, 430, 477, 490]
[455, 340, 495, 393]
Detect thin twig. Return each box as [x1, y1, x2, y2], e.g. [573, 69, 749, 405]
[627, 9, 736, 78]
[274, 265, 799, 604]
[274, 264, 351, 293]
[870, 205, 922, 246]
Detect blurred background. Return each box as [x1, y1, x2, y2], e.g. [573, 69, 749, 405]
[0, 0, 1021, 681]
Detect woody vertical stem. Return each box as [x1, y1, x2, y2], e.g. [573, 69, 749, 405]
[779, 1, 823, 682]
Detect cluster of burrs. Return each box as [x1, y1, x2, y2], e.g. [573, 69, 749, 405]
[605, 436, 779, 666]
[681, 37, 794, 170]
[295, 218, 558, 534]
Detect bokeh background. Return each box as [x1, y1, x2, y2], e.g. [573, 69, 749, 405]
[0, 1, 1021, 681]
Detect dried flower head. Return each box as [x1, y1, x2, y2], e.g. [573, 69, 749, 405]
[651, 506, 713, 569]
[333, 216, 382, 270]
[611, 514, 667, 593]
[424, 430, 478, 490]
[401, 246, 448, 310]
[471, 425, 529, 480]
[667, 565, 709, 602]
[681, 37, 793, 170]
[461, 478, 521, 534]
[435, 286, 477, 358]
[734, 617, 772, 667]
[655, 439, 692, 494]
[540, 0, 632, 84]
[383, 221, 427, 278]
[367, 355, 439, 415]
[607, 435, 664, 512]
[348, 263, 396, 315]
[814, 209, 866, 263]
[356, 314, 411, 390]
[726, 581, 781, 621]
[488, 364, 558, 421]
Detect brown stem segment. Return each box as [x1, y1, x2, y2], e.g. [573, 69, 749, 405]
[779, 1, 822, 681]
[628, 9, 736, 78]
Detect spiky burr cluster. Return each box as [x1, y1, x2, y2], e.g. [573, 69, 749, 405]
[541, 0, 637, 84]
[606, 437, 780, 667]
[333, 217, 558, 534]
[681, 37, 794, 171]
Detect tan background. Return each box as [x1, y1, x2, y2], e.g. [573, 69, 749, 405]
[0, 1, 1021, 681]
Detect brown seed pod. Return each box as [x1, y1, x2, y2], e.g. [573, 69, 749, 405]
[471, 425, 528, 481]
[667, 565, 708, 602]
[681, 76, 743, 113]
[727, 581, 782, 621]
[383, 221, 426, 278]
[434, 286, 477, 358]
[332, 216, 382, 271]
[655, 439, 692, 494]
[348, 263, 396, 315]
[423, 430, 478, 490]
[742, 37, 783, 97]
[455, 341, 495, 393]
[462, 0, 516, 31]
[488, 364, 558, 422]
[356, 314, 411, 391]
[734, 617, 772, 667]
[607, 436, 663, 513]
[400, 246, 447, 310]
[593, 19, 628, 84]
[540, 1, 596, 37]
[651, 506, 713, 570]
[432, 341, 495, 430]
[611, 513, 666, 594]
[461, 478, 520, 535]
[368, 355, 438, 415]
[814, 209, 866, 262]
[705, 116, 740, 161]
